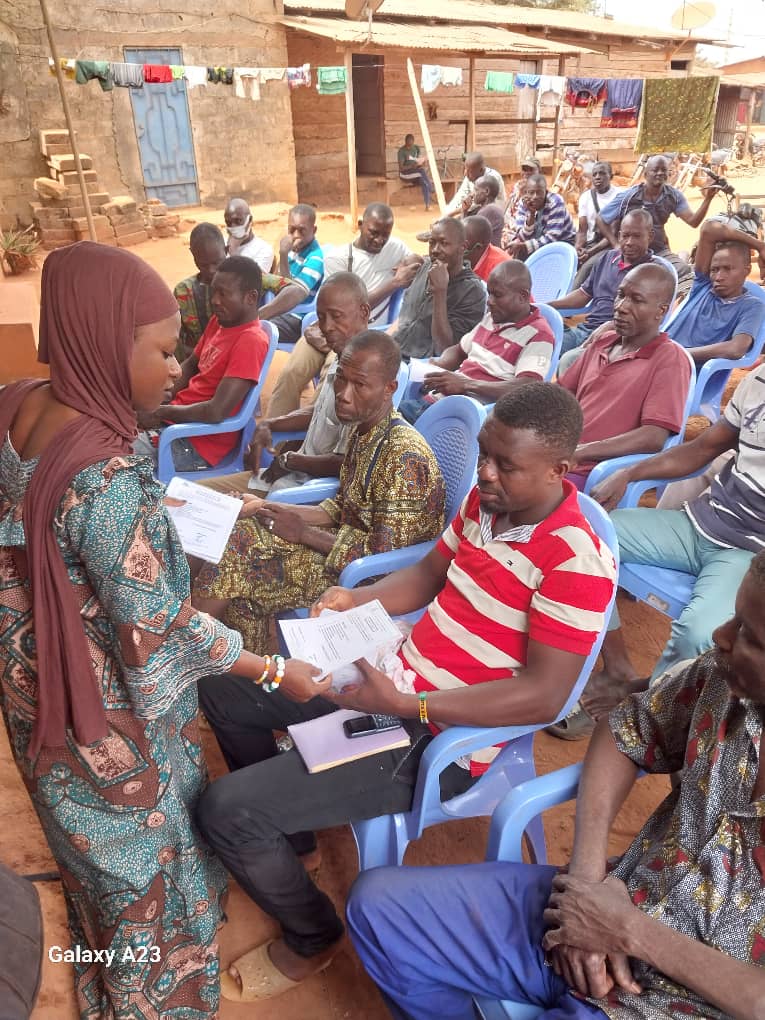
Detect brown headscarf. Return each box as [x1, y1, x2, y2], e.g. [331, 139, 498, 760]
[0, 242, 178, 754]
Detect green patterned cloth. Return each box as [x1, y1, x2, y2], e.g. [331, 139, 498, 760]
[635, 76, 719, 155]
[484, 71, 515, 94]
[317, 66, 347, 95]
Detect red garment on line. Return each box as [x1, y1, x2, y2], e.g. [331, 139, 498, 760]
[143, 64, 173, 83]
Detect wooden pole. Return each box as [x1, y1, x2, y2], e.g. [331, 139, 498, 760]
[551, 54, 565, 171]
[405, 58, 446, 213]
[38, 0, 97, 241]
[468, 56, 476, 152]
[344, 49, 359, 225]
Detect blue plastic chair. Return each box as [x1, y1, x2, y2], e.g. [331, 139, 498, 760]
[525, 242, 577, 304]
[156, 323, 278, 483]
[261, 292, 317, 354]
[373, 287, 406, 330]
[536, 303, 563, 381]
[666, 280, 765, 422]
[583, 344, 696, 506]
[572, 255, 678, 332]
[349, 492, 619, 871]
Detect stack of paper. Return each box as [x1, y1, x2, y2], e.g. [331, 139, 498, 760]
[164, 477, 242, 564]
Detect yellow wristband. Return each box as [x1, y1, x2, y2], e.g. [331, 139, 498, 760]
[418, 692, 429, 725]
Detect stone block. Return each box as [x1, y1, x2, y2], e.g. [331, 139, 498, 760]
[47, 154, 94, 173]
[117, 230, 149, 247]
[39, 129, 76, 156]
[39, 226, 77, 242]
[153, 223, 177, 238]
[34, 176, 67, 200]
[88, 192, 111, 207]
[54, 169, 98, 185]
[40, 240, 76, 250]
[111, 217, 145, 237]
[65, 181, 101, 197]
[70, 215, 110, 231]
[74, 228, 115, 242]
[102, 197, 138, 216]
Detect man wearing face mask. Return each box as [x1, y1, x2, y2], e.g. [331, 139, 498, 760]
[224, 198, 274, 273]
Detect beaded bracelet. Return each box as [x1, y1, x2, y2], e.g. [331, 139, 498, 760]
[263, 654, 286, 693]
[418, 691, 429, 724]
[255, 655, 271, 685]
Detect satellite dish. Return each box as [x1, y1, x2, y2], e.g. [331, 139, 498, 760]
[670, 1, 716, 31]
[345, 0, 385, 19]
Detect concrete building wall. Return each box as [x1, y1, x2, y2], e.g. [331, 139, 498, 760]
[0, 0, 297, 227]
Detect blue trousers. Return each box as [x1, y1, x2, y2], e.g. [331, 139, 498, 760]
[560, 323, 591, 357]
[400, 170, 434, 208]
[347, 861, 606, 1020]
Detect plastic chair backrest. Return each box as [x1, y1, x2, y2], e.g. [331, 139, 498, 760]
[373, 287, 406, 330]
[156, 322, 278, 483]
[535, 303, 563, 381]
[525, 242, 577, 303]
[652, 255, 679, 329]
[413, 394, 485, 522]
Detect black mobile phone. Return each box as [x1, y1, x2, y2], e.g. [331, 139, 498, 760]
[343, 714, 402, 739]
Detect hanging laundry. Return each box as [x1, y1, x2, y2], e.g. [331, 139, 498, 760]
[565, 77, 607, 110]
[233, 68, 261, 101]
[288, 63, 312, 90]
[515, 73, 541, 89]
[109, 62, 144, 88]
[440, 66, 463, 87]
[75, 60, 113, 91]
[636, 76, 719, 155]
[48, 58, 76, 80]
[601, 78, 643, 129]
[536, 74, 565, 122]
[317, 66, 347, 95]
[484, 71, 514, 94]
[420, 65, 442, 94]
[183, 66, 209, 89]
[169, 65, 185, 80]
[260, 68, 287, 82]
[143, 65, 173, 84]
[207, 67, 234, 85]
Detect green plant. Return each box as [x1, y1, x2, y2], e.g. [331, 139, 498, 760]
[0, 225, 41, 275]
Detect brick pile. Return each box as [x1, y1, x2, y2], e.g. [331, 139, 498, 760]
[102, 197, 149, 248]
[140, 199, 181, 239]
[29, 130, 146, 250]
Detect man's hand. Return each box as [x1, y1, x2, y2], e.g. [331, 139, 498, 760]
[281, 659, 332, 703]
[310, 586, 356, 617]
[506, 240, 527, 259]
[304, 321, 331, 353]
[461, 196, 473, 216]
[428, 261, 449, 295]
[325, 658, 404, 715]
[278, 234, 293, 257]
[237, 493, 265, 518]
[546, 945, 615, 999]
[256, 504, 306, 544]
[246, 422, 275, 473]
[137, 410, 165, 430]
[589, 467, 631, 512]
[423, 369, 467, 396]
[392, 260, 421, 288]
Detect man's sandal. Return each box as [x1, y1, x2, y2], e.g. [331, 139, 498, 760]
[220, 939, 334, 1002]
[544, 700, 596, 741]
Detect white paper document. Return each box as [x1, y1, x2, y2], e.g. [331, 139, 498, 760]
[164, 476, 241, 564]
[278, 600, 401, 679]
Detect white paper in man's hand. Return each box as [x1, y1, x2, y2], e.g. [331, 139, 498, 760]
[164, 476, 242, 563]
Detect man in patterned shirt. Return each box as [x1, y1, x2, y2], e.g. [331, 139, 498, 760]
[347, 553, 765, 1020]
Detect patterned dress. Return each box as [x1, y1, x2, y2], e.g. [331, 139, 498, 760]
[0, 440, 242, 1020]
[195, 411, 447, 651]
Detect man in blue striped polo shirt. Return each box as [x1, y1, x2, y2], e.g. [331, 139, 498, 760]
[261, 203, 324, 343]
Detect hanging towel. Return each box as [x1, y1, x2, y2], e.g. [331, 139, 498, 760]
[109, 62, 144, 88]
[484, 70, 514, 94]
[440, 66, 463, 87]
[48, 58, 76, 80]
[421, 64, 442, 94]
[169, 65, 185, 80]
[636, 76, 719, 155]
[233, 68, 261, 100]
[536, 74, 565, 122]
[565, 77, 606, 110]
[143, 64, 173, 84]
[288, 63, 312, 90]
[75, 60, 114, 91]
[317, 66, 347, 95]
[515, 73, 541, 89]
[260, 67, 287, 82]
[183, 66, 209, 89]
[601, 78, 643, 129]
[207, 67, 234, 84]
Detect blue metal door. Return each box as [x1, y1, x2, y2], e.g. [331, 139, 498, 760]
[124, 47, 199, 206]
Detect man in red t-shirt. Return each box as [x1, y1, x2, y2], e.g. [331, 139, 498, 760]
[464, 214, 510, 283]
[135, 255, 269, 470]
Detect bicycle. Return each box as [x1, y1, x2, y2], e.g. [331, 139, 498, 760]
[434, 145, 465, 182]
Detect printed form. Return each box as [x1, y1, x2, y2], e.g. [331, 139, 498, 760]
[279, 601, 400, 678]
[164, 477, 242, 564]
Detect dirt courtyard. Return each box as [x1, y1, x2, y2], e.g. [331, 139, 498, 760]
[0, 179, 760, 1018]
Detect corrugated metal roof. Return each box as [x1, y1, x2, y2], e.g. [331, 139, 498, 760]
[283, 0, 720, 44]
[719, 72, 765, 89]
[279, 14, 592, 54]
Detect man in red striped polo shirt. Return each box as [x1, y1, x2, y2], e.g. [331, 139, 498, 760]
[191, 383, 616, 1000]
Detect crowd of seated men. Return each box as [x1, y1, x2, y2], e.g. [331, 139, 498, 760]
[137, 162, 765, 1015]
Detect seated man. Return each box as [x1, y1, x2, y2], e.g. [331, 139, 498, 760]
[664, 217, 765, 366]
[502, 157, 541, 241]
[195, 383, 616, 1000]
[134, 255, 269, 472]
[596, 154, 719, 295]
[464, 174, 504, 248]
[394, 218, 486, 361]
[173, 222, 226, 358]
[192, 329, 446, 652]
[575, 358, 765, 723]
[347, 557, 765, 1020]
[573, 160, 622, 286]
[463, 215, 510, 284]
[444, 151, 506, 218]
[400, 260, 553, 422]
[397, 133, 434, 210]
[224, 197, 273, 271]
[504, 173, 576, 261]
[260, 203, 324, 344]
[267, 204, 421, 418]
[551, 208, 655, 358]
[559, 262, 691, 491]
[202, 273, 370, 495]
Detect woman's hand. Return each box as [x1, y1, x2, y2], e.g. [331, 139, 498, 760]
[237, 493, 265, 518]
[280, 659, 332, 703]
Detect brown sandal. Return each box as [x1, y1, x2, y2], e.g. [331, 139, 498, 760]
[221, 939, 334, 1002]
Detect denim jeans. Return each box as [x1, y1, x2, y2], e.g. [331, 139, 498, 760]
[132, 431, 211, 471]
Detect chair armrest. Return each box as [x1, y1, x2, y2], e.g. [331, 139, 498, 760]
[338, 541, 436, 589]
[259, 430, 308, 468]
[269, 478, 340, 504]
[485, 763, 583, 863]
[583, 454, 656, 508]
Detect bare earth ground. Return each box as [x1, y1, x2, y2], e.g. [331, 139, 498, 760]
[0, 174, 762, 1019]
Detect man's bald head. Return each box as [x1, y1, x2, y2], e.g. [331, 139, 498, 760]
[465, 152, 486, 181]
[627, 262, 676, 306]
[225, 197, 250, 221]
[464, 215, 493, 269]
[490, 259, 531, 292]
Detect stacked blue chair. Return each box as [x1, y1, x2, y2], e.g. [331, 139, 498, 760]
[525, 242, 578, 303]
[372, 286, 406, 331]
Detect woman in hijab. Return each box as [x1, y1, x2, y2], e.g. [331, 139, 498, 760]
[0, 242, 328, 1019]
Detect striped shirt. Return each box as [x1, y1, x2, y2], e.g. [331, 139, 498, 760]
[511, 192, 576, 254]
[400, 482, 616, 774]
[288, 238, 324, 316]
[686, 363, 765, 552]
[458, 307, 554, 385]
